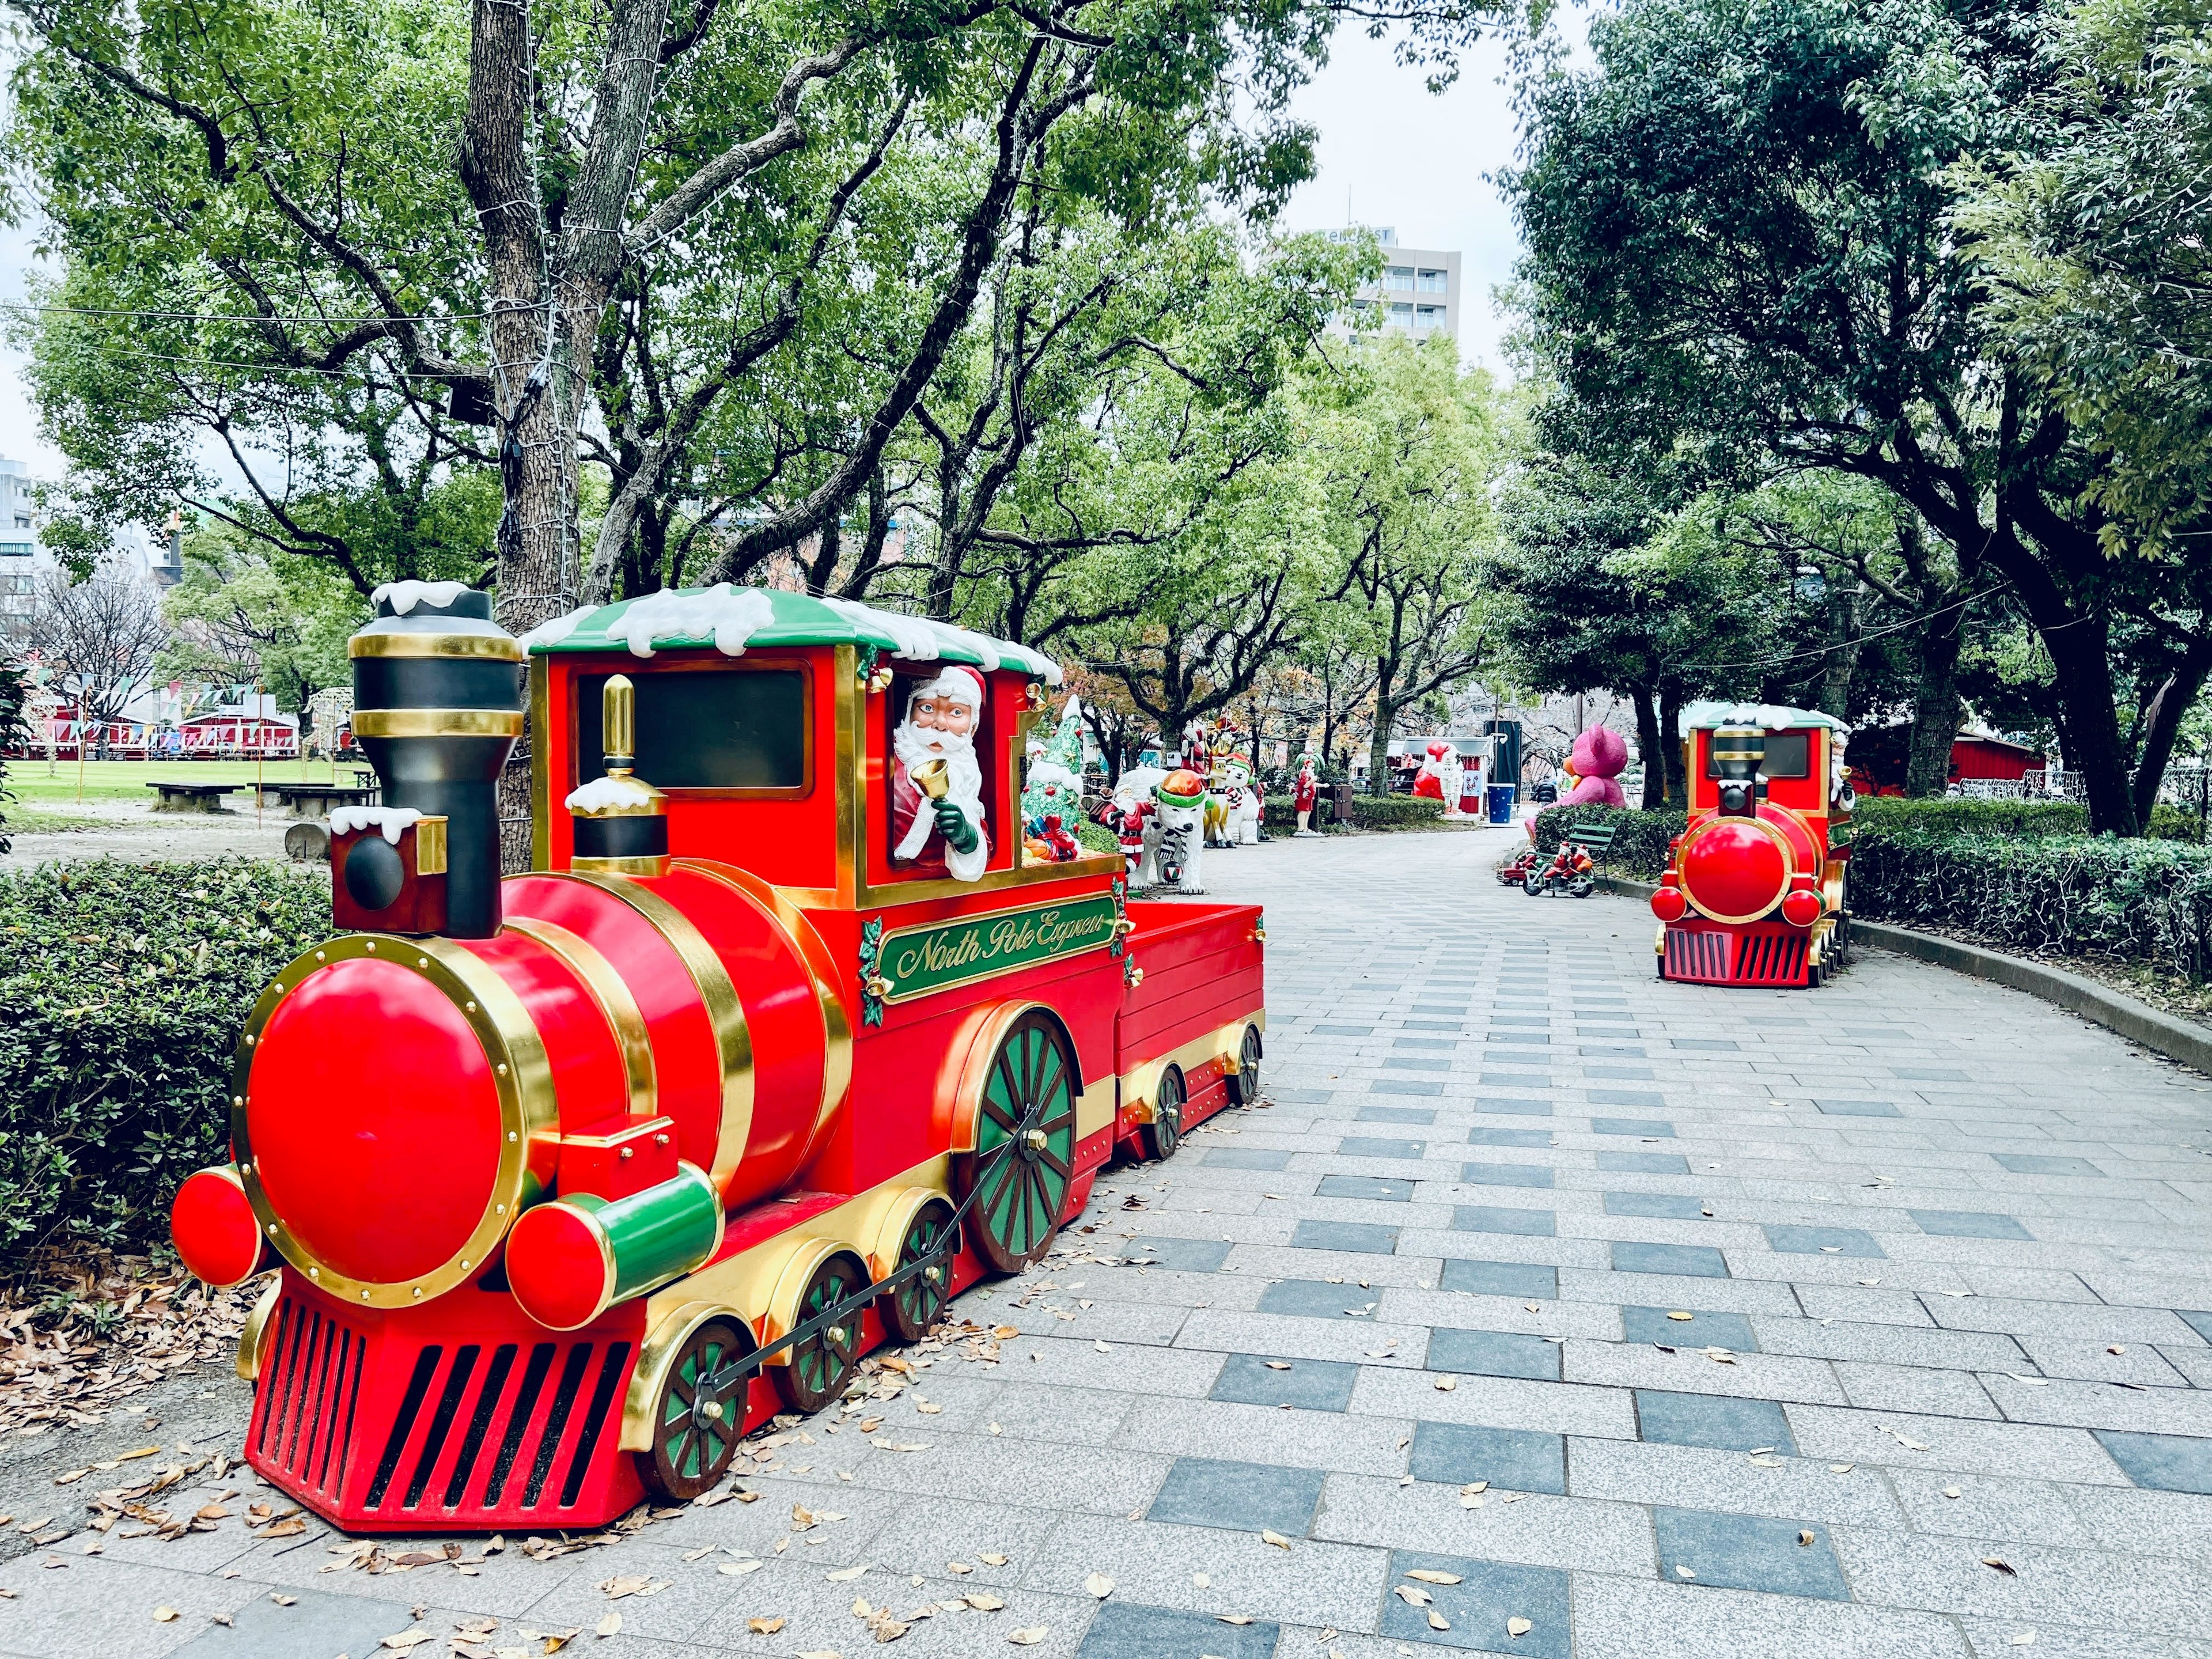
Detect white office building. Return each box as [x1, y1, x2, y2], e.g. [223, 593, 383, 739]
[1332, 228, 1462, 341]
[0, 459, 44, 645]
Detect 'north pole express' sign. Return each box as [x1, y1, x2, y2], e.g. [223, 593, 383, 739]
[876, 894, 1118, 1002]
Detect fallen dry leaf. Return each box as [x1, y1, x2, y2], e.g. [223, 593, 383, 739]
[1943, 1486, 1963, 1499]
[2009, 1633, 2035, 1647]
[965, 1593, 1005, 1611]
[1673, 1566, 1695, 1580]
[827, 1565, 868, 1582]
[1427, 1611, 1450, 1631]
[1260, 1531, 1291, 1551]
[1434, 1377, 1457, 1392]
[1405, 1570, 1461, 1585]
[1085, 1573, 1113, 1598]
[1263, 1362, 1291, 1371]
[718, 1560, 763, 1577]
[1982, 1557, 2017, 1577]
[1829, 1464, 1855, 1474]
[1393, 1586, 1432, 1607]
[1507, 1616, 1534, 1638]
[596, 1611, 620, 1637]
[1007, 1627, 1049, 1646]
[152, 1607, 177, 1623]
[270, 1594, 297, 1607]
[1217, 1613, 1255, 1625]
[745, 1618, 786, 1635]
[1799, 1531, 1816, 1547]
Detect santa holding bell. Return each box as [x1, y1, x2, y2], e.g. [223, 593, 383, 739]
[1293, 751, 1321, 837]
[891, 666, 991, 881]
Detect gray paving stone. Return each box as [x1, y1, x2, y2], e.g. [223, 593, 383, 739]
[1467, 1127, 1554, 1148]
[1209, 1353, 1359, 1411]
[1255, 1279, 1382, 1320]
[1652, 1506, 1849, 1600]
[1459, 1161, 1555, 1188]
[1622, 1306, 1758, 1350]
[1439, 1259, 1557, 1299]
[1146, 1456, 1325, 1535]
[1288, 1219, 1399, 1255]
[1590, 1118, 1675, 1137]
[1122, 1235, 1234, 1272]
[1599, 1152, 1691, 1175]
[1358, 1105, 1437, 1124]
[1994, 1153, 2105, 1176]
[1339, 1136, 1424, 1159]
[1476, 1097, 1554, 1115]
[1816, 1099, 1905, 1117]
[1588, 1089, 1667, 1108]
[1606, 1191, 1710, 1220]
[1567, 1437, 1907, 1528]
[1910, 1209, 2036, 1241]
[1570, 1572, 1974, 1659]
[1451, 1204, 1556, 1236]
[1408, 1421, 1566, 1494]
[1613, 1241, 1730, 1277]
[1427, 1327, 1562, 1381]
[1204, 1147, 1294, 1171]
[1315, 1175, 1415, 1202]
[2094, 1429, 2212, 1495]
[1636, 1389, 1798, 1453]
[1376, 1550, 1572, 1656]
[1077, 1601, 1278, 1659]
[1372, 1080, 1446, 1097]
[1763, 1223, 1887, 1257]
[168, 1588, 415, 1659]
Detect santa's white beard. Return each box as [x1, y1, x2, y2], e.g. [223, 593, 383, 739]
[893, 719, 985, 860]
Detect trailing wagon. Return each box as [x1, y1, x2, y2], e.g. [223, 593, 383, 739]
[169, 583, 1264, 1532]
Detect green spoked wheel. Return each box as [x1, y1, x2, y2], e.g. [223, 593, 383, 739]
[959, 1010, 1079, 1273]
[1228, 1023, 1263, 1106]
[878, 1197, 960, 1343]
[772, 1251, 869, 1414]
[641, 1315, 758, 1502]
[1144, 1065, 1184, 1161]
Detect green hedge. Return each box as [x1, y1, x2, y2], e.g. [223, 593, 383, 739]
[0, 858, 331, 1256]
[1850, 831, 2212, 981]
[1851, 797, 2085, 837]
[0, 658, 25, 855]
[1531, 805, 1687, 879]
[1350, 794, 1446, 830]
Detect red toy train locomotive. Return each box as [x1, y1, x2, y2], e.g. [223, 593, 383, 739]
[1649, 703, 1852, 988]
[169, 584, 1264, 1532]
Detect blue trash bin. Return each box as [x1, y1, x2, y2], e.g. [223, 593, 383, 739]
[1487, 783, 1517, 824]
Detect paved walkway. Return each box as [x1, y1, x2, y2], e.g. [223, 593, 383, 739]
[6, 827, 2212, 1658]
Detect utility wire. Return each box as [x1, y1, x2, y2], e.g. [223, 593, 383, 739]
[0, 299, 499, 325]
[1675, 584, 2003, 672]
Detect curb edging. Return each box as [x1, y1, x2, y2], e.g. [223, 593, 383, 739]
[1593, 873, 2212, 1078]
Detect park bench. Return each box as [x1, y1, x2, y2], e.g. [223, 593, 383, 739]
[145, 782, 242, 813]
[259, 782, 380, 819]
[1566, 821, 1618, 876]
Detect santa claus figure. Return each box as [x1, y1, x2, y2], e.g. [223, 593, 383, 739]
[1411, 741, 1463, 809]
[891, 667, 990, 881]
[1292, 752, 1321, 836]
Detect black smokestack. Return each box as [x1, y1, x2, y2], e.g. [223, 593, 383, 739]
[348, 584, 522, 937]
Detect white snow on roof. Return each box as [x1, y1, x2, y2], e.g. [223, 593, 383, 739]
[1679, 700, 1852, 737]
[372, 579, 475, 616]
[820, 597, 1062, 685]
[330, 805, 422, 843]
[607, 584, 778, 658]
[516, 605, 596, 650]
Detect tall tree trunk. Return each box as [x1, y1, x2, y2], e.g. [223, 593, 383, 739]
[1368, 662, 1396, 797]
[2048, 619, 2138, 833]
[1903, 605, 1964, 798]
[1817, 582, 1861, 718]
[1629, 683, 1665, 810]
[1658, 684, 1687, 807]
[2130, 634, 2212, 830]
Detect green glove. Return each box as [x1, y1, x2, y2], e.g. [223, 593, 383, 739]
[933, 798, 980, 854]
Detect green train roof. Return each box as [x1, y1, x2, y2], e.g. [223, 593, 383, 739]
[518, 585, 1062, 684]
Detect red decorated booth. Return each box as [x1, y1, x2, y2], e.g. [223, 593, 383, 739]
[172, 584, 1264, 1532]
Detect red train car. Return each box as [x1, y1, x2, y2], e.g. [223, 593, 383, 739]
[169, 584, 1263, 1532]
[1648, 703, 1851, 988]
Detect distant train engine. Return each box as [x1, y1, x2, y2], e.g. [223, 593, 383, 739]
[1649, 703, 1852, 988]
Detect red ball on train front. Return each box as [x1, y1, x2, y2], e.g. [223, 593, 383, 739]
[245, 958, 505, 1286]
[1679, 819, 1789, 921]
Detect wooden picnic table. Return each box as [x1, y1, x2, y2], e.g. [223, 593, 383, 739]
[257, 782, 380, 820]
[145, 782, 243, 813]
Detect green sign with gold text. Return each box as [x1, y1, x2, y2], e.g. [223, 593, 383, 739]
[877, 893, 1119, 1003]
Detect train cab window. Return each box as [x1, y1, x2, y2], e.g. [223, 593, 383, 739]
[1705, 731, 1811, 779]
[576, 669, 808, 793]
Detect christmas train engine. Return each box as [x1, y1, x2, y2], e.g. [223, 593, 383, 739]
[170, 583, 1264, 1533]
[1649, 703, 1852, 988]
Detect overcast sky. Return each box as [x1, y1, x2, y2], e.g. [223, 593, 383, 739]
[0, 18, 1565, 478]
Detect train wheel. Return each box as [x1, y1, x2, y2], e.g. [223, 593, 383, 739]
[878, 1198, 959, 1344]
[1227, 1024, 1262, 1106]
[773, 1251, 868, 1414]
[959, 1010, 1078, 1274]
[1145, 1066, 1185, 1161]
[641, 1315, 757, 1501]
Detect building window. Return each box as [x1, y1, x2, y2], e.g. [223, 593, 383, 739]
[1416, 305, 1446, 331]
[0, 542, 32, 558]
[1418, 269, 1448, 293]
[1384, 266, 1415, 291]
[12, 516, 28, 529]
[1388, 303, 1414, 328]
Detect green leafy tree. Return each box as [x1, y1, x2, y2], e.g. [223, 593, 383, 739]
[160, 527, 368, 717]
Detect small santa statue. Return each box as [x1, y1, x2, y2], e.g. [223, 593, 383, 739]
[1292, 751, 1321, 837]
[1411, 741, 1464, 810]
[891, 667, 990, 881]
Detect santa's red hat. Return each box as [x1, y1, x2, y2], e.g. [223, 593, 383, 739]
[1427, 741, 1451, 759]
[911, 664, 986, 710]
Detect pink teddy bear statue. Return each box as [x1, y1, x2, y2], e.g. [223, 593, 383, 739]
[1560, 725, 1630, 809]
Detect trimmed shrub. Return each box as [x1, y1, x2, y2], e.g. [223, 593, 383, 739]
[2145, 803, 2206, 843]
[1263, 794, 1349, 831]
[1349, 794, 1446, 830]
[1531, 805, 1687, 879]
[1850, 831, 2212, 981]
[0, 858, 331, 1256]
[1851, 797, 2085, 837]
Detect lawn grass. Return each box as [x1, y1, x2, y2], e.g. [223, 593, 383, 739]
[3, 757, 354, 803]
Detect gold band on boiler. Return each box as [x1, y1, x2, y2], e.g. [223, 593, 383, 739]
[349, 631, 524, 662]
[353, 707, 525, 739]
[674, 859, 853, 1162]
[503, 917, 658, 1119]
[555, 872, 755, 1199]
